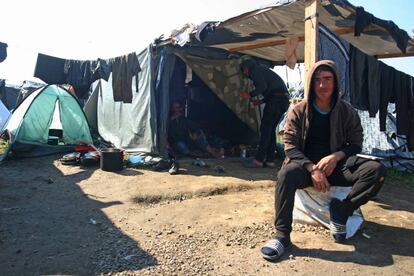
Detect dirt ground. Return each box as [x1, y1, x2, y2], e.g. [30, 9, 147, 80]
[1, 154, 413, 276]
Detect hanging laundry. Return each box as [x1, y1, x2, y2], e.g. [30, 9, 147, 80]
[64, 59, 110, 86]
[284, 37, 299, 70]
[379, 63, 394, 131]
[64, 59, 111, 99]
[408, 77, 414, 150]
[349, 46, 414, 136]
[34, 53, 111, 100]
[366, 54, 380, 117]
[0, 42, 8, 63]
[349, 45, 380, 117]
[94, 58, 112, 81]
[354, 7, 409, 53]
[111, 52, 141, 103]
[408, 108, 414, 151]
[393, 71, 411, 135]
[34, 53, 66, 84]
[349, 46, 368, 110]
[185, 64, 193, 84]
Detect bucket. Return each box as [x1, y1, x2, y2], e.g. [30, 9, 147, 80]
[47, 136, 59, 145]
[100, 148, 124, 171]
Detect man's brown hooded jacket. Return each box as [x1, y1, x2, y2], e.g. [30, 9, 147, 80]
[283, 60, 363, 167]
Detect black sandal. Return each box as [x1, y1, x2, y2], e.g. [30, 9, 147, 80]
[261, 237, 292, 261]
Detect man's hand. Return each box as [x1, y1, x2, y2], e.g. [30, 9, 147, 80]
[315, 152, 345, 176]
[310, 168, 330, 193]
[250, 99, 263, 107]
[239, 92, 251, 100]
[189, 132, 200, 140]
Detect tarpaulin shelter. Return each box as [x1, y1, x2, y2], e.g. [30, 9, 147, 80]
[0, 80, 20, 111]
[0, 80, 44, 111]
[85, 46, 262, 155]
[180, 0, 413, 63]
[86, 0, 414, 158]
[176, 0, 414, 162]
[1, 85, 92, 162]
[0, 99, 10, 130]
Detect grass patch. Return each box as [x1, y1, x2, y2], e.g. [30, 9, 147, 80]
[386, 168, 414, 188]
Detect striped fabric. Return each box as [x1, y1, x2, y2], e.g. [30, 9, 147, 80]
[262, 239, 285, 257]
[329, 220, 347, 235]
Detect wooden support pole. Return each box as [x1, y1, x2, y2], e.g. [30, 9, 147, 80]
[304, 0, 320, 98]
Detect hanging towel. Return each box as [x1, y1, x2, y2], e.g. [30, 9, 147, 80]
[284, 37, 299, 69]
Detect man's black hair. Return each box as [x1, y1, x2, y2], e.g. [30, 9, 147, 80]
[309, 64, 338, 103]
[313, 64, 335, 76]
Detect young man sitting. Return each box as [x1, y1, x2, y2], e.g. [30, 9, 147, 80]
[260, 60, 386, 261]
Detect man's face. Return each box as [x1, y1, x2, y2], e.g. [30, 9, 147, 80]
[313, 69, 335, 103]
[171, 103, 183, 116]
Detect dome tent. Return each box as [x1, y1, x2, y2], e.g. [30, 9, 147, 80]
[0, 85, 92, 162]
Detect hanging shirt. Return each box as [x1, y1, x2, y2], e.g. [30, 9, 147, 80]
[111, 52, 141, 103]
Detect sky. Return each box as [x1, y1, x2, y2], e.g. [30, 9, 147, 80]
[0, 0, 413, 84]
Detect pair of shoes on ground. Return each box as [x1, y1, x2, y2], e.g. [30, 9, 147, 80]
[261, 198, 349, 261]
[168, 161, 180, 175]
[242, 158, 275, 168]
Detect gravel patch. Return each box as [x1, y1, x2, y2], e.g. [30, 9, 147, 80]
[96, 222, 329, 275]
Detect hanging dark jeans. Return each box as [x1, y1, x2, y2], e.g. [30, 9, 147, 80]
[255, 96, 289, 163]
[274, 157, 386, 238]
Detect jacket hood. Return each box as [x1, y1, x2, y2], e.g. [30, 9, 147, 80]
[306, 60, 340, 105]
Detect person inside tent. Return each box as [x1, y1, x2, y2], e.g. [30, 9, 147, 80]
[260, 60, 386, 261]
[240, 57, 290, 168]
[64, 84, 77, 98]
[168, 102, 223, 158]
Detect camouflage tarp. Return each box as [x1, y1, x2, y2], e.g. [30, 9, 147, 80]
[176, 52, 260, 132]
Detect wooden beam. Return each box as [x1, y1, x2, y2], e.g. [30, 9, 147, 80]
[227, 27, 353, 52]
[375, 52, 414, 59]
[228, 37, 304, 52]
[333, 26, 354, 35]
[304, 0, 320, 98]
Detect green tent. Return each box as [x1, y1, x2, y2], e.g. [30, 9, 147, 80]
[1, 85, 92, 161]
